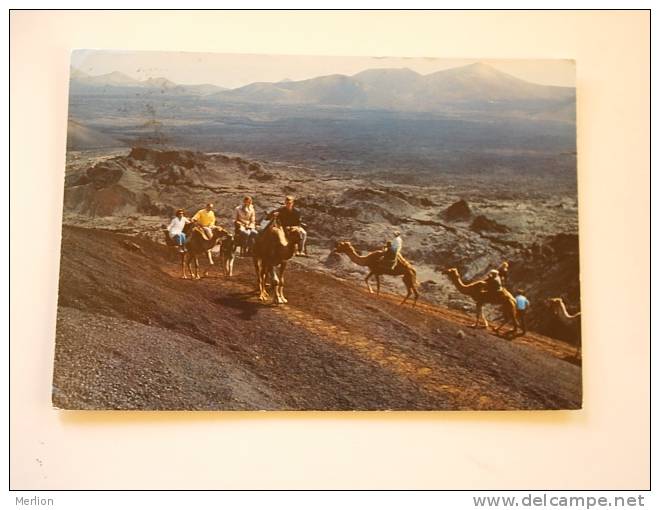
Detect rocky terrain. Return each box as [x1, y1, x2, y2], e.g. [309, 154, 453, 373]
[53, 226, 581, 410]
[55, 59, 581, 410]
[62, 146, 581, 343]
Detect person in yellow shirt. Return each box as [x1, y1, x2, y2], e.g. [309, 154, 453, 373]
[192, 203, 217, 264]
[192, 203, 216, 237]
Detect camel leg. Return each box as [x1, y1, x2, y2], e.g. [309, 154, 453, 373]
[203, 253, 211, 277]
[255, 259, 268, 301]
[497, 306, 520, 336]
[364, 271, 374, 294]
[400, 274, 410, 305]
[273, 265, 288, 304]
[261, 265, 272, 301]
[401, 274, 418, 306]
[181, 253, 189, 279]
[278, 264, 288, 303]
[274, 268, 285, 304]
[472, 311, 479, 328]
[259, 273, 268, 300]
[512, 311, 521, 334]
[506, 305, 521, 334]
[271, 267, 279, 304]
[472, 303, 482, 328]
[473, 304, 488, 329]
[271, 268, 281, 304]
[404, 286, 419, 307]
[376, 274, 381, 295]
[494, 314, 509, 333]
[186, 255, 195, 280]
[194, 256, 201, 280]
[492, 310, 507, 332]
[253, 258, 260, 295]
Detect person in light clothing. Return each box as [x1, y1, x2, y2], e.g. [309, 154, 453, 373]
[167, 209, 190, 253]
[234, 196, 258, 254]
[485, 269, 503, 294]
[514, 289, 530, 334]
[381, 230, 402, 270]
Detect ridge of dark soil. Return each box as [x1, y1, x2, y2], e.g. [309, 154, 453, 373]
[53, 226, 581, 410]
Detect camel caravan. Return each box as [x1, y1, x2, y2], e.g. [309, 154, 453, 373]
[162, 194, 580, 342]
[164, 196, 309, 303]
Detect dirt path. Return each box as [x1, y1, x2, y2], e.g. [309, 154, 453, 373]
[53, 226, 581, 410]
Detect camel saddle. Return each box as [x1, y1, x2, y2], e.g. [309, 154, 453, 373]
[192, 225, 212, 241]
[480, 287, 509, 303]
[376, 249, 413, 272]
[163, 230, 176, 247]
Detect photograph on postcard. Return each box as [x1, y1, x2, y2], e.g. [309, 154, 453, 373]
[53, 50, 581, 410]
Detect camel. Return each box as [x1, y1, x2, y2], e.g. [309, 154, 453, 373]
[443, 268, 519, 334]
[183, 226, 228, 279]
[219, 234, 236, 277]
[546, 297, 582, 357]
[252, 221, 303, 304]
[163, 221, 195, 277]
[333, 241, 419, 306]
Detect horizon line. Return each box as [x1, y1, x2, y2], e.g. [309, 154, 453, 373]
[70, 61, 576, 91]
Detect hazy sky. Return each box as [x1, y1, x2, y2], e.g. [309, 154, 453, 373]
[71, 50, 575, 89]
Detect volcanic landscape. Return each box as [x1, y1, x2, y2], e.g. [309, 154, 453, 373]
[54, 62, 582, 410]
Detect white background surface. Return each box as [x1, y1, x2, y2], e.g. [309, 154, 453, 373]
[9, 10, 650, 489]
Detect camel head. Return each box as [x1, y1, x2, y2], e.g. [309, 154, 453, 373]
[211, 226, 229, 242]
[443, 267, 460, 278]
[286, 226, 304, 245]
[545, 298, 567, 316]
[545, 297, 563, 308]
[334, 241, 352, 254]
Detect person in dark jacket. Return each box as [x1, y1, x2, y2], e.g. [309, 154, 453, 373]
[267, 195, 307, 255]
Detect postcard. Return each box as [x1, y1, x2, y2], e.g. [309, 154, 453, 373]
[54, 50, 581, 410]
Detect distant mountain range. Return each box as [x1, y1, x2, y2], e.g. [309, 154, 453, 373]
[69, 63, 575, 119]
[69, 68, 227, 96]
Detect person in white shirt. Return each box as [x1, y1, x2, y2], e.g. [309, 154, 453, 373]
[167, 209, 190, 253]
[381, 230, 403, 270]
[234, 196, 258, 254]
